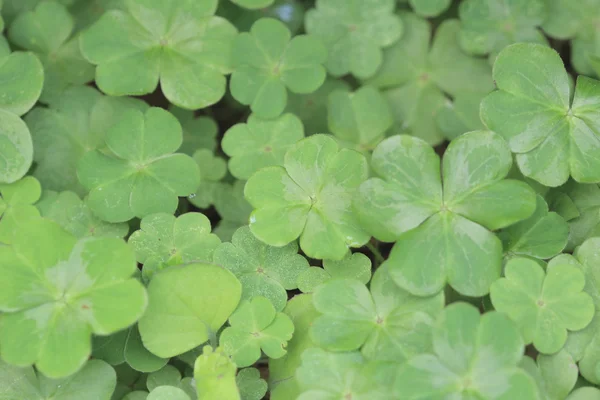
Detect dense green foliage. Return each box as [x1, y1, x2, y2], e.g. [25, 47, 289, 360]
[2, 0, 600, 399]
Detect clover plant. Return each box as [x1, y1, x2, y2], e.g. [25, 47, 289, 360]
[3, 1, 600, 399]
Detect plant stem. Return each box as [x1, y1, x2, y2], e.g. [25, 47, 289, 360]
[366, 242, 385, 265]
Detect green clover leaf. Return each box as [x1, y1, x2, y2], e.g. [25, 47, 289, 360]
[295, 348, 396, 400]
[408, 0, 451, 17]
[220, 296, 294, 367]
[194, 346, 240, 400]
[236, 368, 268, 400]
[499, 195, 569, 260]
[214, 181, 253, 242]
[213, 225, 309, 311]
[285, 78, 350, 136]
[147, 365, 195, 398]
[521, 350, 578, 400]
[0, 219, 147, 377]
[310, 265, 443, 362]
[112, 364, 148, 399]
[567, 387, 600, 400]
[355, 131, 536, 296]
[0, 358, 116, 400]
[269, 294, 319, 400]
[490, 257, 594, 354]
[222, 113, 305, 180]
[327, 85, 393, 152]
[37, 190, 129, 239]
[189, 149, 227, 209]
[77, 107, 200, 223]
[396, 302, 539, 400]
[557, 238, 600, 385]
[481, 43, 600, 187]
[230, 18, 327, 119]
[305, 0, 403, 79]
[546, 181, 600, 251]
[169, 106, 219, 155]
[128, 212, 221, 282]
[297, 251, 372, 293]
[458, 0, 548, 60]
[26, 86, 149, 195]
[367, 13, 493, 145]
[146, 386, 191, 400]
[219, 0, 305, 35]
[8, 1, 95, 103]
[436, 92, 486, 140]
[0, 176, 41, 244]
[138, 263, 241, 358]
[80, 0, 235, 110]
[93, 324, 168, 373]
[245, 134, 370, 260]
[542, 0, 600, 77]
[0, 38, 44, 184]
[230, 0, 274, 9]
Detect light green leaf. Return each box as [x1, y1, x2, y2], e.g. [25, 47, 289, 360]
[128, 212, 221, 282]
[367, 14, 493, 145]
[269, 294, 319, 400]
[295, 348, 396, 400]
[0, 176, 41, 244]
[0, 358, 116, 400]
[222, 113, 304, 180]
[560, 239, 600, 384]
[236, 368, 267, 400]
[0, 110, 36, 185]
[213, 225, 308, 311]
[311, 265, 443, 362]
[567, 387, 600, 400]
[327, 85, 392, 152]
[189, 149, 227, 209]
[245, 134, 370, 260]
[541, 0, 600, 77]
[194, 346, 240, 400]
[8, 1, 94, 103]
[36, 190, 129, 239]
[26, 86, 148, 195]
[77, 107, 200, 222]
[213, 181, 253, 242]
[305, 0, 403, 79]
[481, 43, 600, 186]
[169, 106, 219, 155]
[546, 181, 600, 251]
[521, 350, 578, 400]
[0, 219, 147, 377]
[297, 251, 371, 293]
[499, 195, 569, 260]
[490, 257, 594, 354]
[286, 78, 350, 135]
[395, 302, 538, 400]
[147, 386, 190, 400]
[436, 92, 486, 140]
[220, 296, 294, 367]
[458, 0, 548, 59]
[80, 0, 236, 109]
[358, 131, 535, 296]
[230, 18, 327, 119]
[138, 263, 241, 358]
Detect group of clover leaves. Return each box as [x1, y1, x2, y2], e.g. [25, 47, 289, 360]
[2, 0, 600, 399]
